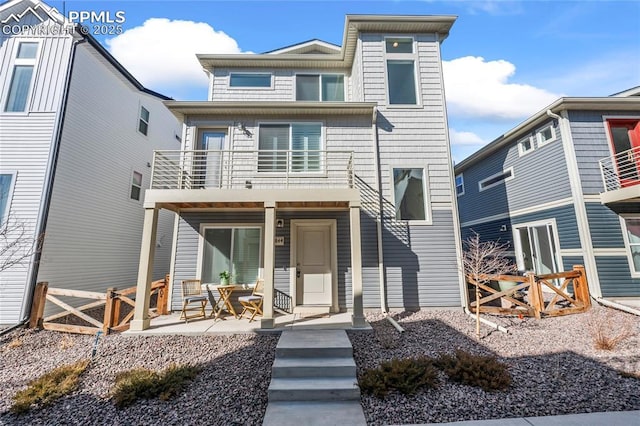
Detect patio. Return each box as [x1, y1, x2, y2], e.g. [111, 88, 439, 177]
[125, 311, 371, 336]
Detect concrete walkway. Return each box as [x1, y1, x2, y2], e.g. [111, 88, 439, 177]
[409, 410, 640, 425]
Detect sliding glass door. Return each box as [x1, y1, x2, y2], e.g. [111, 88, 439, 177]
[201, 227, 261, 284]
[514, 221, 561, 277]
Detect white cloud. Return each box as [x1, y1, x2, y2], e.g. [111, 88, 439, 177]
[443, 56, 561, 120]
[106, 18, 244, 96]
[449, 129, 485, 146]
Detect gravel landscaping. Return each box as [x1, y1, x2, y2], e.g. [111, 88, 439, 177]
[348, 305, 640, 425]
[1, 304, 638, 425]
[0, 330, 278, 425]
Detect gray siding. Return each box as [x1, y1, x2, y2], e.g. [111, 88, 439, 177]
[596, 257, 640, 297]
[170, 210, 379, 310]
[568, 110, 640, 196]
[458, 119, 571, 224]
[510, 204, 581, 250]
[36, 44, 180, 310]
[585, 202, 626, 249]
[562, 256, 584, 273]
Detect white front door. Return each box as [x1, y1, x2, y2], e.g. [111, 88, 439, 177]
[296, 224, 332, 306]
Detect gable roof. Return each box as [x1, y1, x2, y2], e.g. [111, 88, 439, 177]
[264, 39, 342, 55]
[0, 0, 171, 101]
[455, 96, 640, 173]
[198, 14, 456, 70]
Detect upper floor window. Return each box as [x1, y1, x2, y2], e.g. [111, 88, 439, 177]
[536, 124, 556, 146]
[138, 106, 149, 136]
[479, 167, 514, 192]
[258, 123, 322, 172]
[130, 171, 142, 201]
[4, 42, 39, 112]
[393, 168, 430, 222]
[0, 172, 17, 227]
[296, 74, 344, 102]
[518, 136, 534, 156]
[386, 38, 414, 54]
[385, 37, 417, 105]
[230, 73, 272, 88]
[455, 174, 464, 196]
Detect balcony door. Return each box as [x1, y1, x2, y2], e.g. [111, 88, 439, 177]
[199, 131, 226, 188]
[607, 119, 640, 187]
[514, 221, 561, 279]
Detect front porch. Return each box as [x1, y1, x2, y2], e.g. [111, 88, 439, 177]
[126, 311, 371, 336]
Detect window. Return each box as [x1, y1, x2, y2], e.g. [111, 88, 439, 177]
[4, 42, 38, 112]
[0, 172, 17, 227]
[138, 106, 149, 136]
[518, 136, 534, 156]
[258, 123, 322, 172]
[130, 171, 142, 200]
[230, 73, 272, 88]
[393, 168, 429, 222]
[296, 74, 344, 101]
[387, 60, 417, 105]
[385, 38, 413, 54]
[622, 217, 640, 275]
[536, 124, 556, 146]
[200, 227, 261, 284]
[606, 119, 640, 186]
[479, 167, 514, 192]
[455, 174, 464, 196]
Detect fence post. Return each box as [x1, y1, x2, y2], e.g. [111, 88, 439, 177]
[156, 274, 170, 315]
[103, 287, 117, 334]
[29, 282, 48, 329]
[526, 273, 542, 319]
[572, 265, 591, 308]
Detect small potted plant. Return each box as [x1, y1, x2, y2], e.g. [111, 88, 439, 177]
[219, 271, 231, 286]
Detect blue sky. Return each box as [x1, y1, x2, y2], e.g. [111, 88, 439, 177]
[49, 0, 640, 161]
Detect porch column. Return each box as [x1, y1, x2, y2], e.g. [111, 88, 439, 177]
[350, 203, 367, 328]
[261, 202, 276, 329]
[131, 207, 159, 331]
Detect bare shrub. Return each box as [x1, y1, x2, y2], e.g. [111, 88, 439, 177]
[587, 308, 637, 351]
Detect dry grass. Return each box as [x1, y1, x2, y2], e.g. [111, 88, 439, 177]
[10, 359, 89, 414]
[587, 308, 637, 351]
[58, 334, 75, 350]
[6, 338, 23, 349]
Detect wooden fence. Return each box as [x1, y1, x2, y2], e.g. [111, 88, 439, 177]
[467, 265, 591, 319]
[28, 275, 170, 335]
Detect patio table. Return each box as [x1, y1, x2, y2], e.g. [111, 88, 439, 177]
[203, 284, 241, 320]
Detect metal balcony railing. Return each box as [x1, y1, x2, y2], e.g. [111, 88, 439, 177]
[599, 146, 640, 192]
[151, 150, 354, 190]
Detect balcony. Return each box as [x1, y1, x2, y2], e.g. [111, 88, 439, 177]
[599, 146, 640, 204]
[145, 150, 360, 210]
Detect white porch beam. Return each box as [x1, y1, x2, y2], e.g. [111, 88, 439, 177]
[350, 204, 367, 328]
[131, 208, 159, 331]
[261, 203, 276, 329]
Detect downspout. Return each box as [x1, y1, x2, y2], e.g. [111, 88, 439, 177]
[463, 307, 509, 333]
[19, 38, 84, 324]
[596, 297, 640, 316]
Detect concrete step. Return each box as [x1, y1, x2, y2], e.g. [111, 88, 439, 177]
[293, 305, 332, 315]
[262, 401, 366, 426]
[272, 357, 356, 378]
[276, 329, 353, 358]
[268, 377, 360, 402]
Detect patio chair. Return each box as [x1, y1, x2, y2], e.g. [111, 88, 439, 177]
[180, 279, 207, 322]
[238, 279, 264, 322]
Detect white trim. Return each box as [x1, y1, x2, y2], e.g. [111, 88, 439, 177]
[512, 218, 564, 275]
[620, 215, 640, 278]
[536, 123, 557, 147]
[559, 249, 584, 256]
[294, 73, 346, 102]
[593, 248, 631, 256]
[390, 166, 433, 225]
[289, 219, 338, 312]
[0, 170, 18, 228]
[228, 72, 273, 90]
[478, 167, 514, 192]
[2, 39, 41, 113]
[455, 173, 465, 197]
[460, 197, 574, 228]
[196, 223, 265, 284]
[517, 135, 535, 157]
[583, 195, 602, 203]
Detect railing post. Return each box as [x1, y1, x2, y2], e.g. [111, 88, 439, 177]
[526, 272, 542, 319]
[572, 265, 591, 308]
[150, 151, 157, 189]
[103, 287, 117, 334]
[29, 281, 48, 329]
[157, 274, 170, 315]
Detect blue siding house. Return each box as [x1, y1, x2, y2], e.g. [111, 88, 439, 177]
[455, 88, 640, 302]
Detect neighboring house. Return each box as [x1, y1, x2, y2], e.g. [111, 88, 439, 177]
[455, 90, 640, 302]
[132, 15, 466, 330]
[0, 0, 180, 325]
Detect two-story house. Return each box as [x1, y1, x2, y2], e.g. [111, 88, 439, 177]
[131, 15, 466, 330]
[455, 89, 640, 305]
[0, 0, 180, 325]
